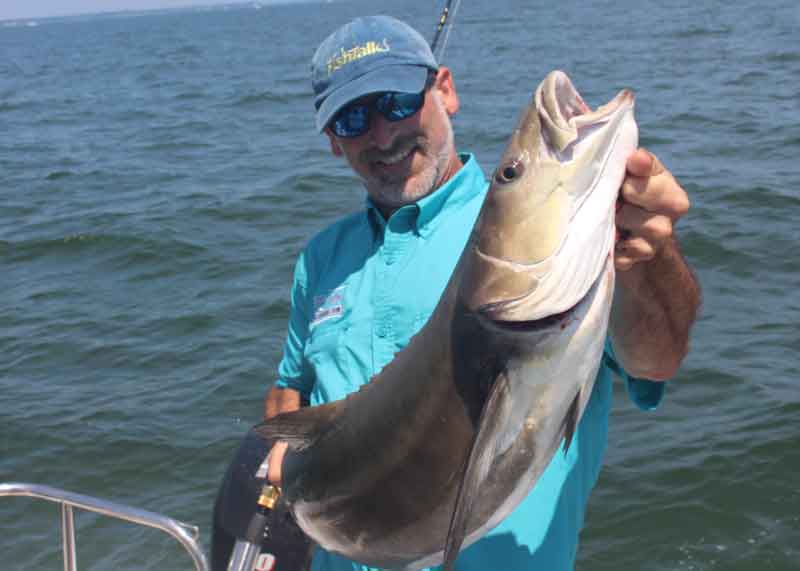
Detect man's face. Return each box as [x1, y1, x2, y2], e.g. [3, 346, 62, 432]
[325, 68, 462, 216]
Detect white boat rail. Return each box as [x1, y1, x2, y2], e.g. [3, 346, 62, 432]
[0, 481, 209, 571]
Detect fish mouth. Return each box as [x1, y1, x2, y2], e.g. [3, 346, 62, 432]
[477, 268, 602, 333]
[488, 303, 579, 332]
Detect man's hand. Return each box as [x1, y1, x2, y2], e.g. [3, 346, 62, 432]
[615, 148, 690, 271]
[267, 442, 288, 486]
[610, 148, 700, 380]
[264, 387, 302, 486]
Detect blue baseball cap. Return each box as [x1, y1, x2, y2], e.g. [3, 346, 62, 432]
[311, 15, 439, 132]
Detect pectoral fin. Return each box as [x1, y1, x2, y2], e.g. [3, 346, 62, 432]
[442, 372, 513, 571]
[254, 402, 341, 451]
[561, 390, 581, 454]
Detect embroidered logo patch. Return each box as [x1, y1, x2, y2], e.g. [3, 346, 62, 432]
[326, 39, 390, 75]
[311, 285, 345, 328]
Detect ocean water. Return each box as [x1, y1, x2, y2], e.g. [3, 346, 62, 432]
[1, 0, 798, 569]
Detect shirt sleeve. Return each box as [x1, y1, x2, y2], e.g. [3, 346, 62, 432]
[273, 251, 315, 398]
[603, 338, 665, 411]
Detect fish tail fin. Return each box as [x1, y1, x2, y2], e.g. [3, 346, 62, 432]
[253, 402, 340, 451]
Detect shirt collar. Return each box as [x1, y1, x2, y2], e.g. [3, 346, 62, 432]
[366, 153, 487, 237]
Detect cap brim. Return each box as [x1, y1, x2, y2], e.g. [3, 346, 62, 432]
[315, 65, 430, 133]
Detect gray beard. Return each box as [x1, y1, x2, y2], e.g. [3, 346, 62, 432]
[362, 112, 455, 210]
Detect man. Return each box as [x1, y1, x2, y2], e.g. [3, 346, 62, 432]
[264, 15, 700, 571]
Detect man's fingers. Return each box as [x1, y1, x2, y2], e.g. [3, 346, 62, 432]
[620, 170, 689, 218]
[615, 236, 655, 271]
[615, 203, 674, 271]
[616, 148, 690, 272]
[616, 205, 674, 244]
[622, 148, 686, 215]
[620, 174, 659, 210]
[267, 442, 288, 486]
[626, 148, 665, 178]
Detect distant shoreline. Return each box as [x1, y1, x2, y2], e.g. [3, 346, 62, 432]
[0, 0, 318, 23]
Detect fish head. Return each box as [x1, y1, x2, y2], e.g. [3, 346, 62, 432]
[461, 70, 638, 325]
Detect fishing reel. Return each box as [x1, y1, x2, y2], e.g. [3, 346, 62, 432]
[211, 428, 314, 571]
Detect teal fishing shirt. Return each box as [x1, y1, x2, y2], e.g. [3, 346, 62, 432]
[274, 153, 664, 571]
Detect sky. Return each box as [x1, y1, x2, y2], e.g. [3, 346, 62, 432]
[0, 1, 250, 21]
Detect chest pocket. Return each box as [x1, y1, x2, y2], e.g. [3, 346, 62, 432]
[303, 320, 354, 402]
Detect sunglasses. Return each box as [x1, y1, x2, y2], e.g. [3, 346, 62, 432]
[328, 90, 426, 138]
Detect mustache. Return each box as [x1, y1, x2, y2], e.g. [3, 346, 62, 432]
[361, 134, 427, 163]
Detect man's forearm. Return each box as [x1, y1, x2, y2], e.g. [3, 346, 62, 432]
[265, 386, 302, 419]
[610, 237, 701, 380]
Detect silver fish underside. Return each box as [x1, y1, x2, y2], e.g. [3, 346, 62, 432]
[256, 70, 638, 570]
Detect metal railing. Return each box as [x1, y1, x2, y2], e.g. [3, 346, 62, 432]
[0, 482, 209, 571]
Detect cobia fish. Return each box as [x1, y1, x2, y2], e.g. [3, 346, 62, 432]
[255, 70, 638, 570]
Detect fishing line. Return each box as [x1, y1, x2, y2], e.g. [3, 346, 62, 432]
[430, 0, 462, 63]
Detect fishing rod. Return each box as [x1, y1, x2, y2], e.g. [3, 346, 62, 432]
[430, 0, 463, 63]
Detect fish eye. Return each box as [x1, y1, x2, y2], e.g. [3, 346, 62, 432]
[495, 160, 524, 184]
